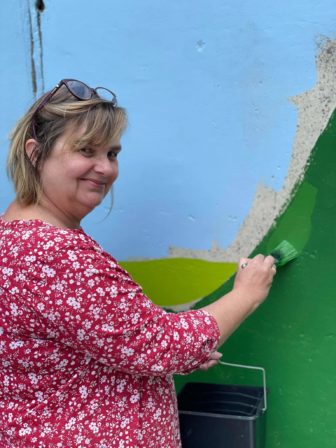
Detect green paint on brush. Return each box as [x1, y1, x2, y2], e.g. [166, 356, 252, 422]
[270, 240, 299, 267]
[120, 258, 236, 307]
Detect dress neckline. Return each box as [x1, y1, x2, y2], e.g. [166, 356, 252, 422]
[0, 215, 84, 233]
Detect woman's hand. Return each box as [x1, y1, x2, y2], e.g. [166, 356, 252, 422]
[233, 254, 276, 308]
[198, 351, 223, 371]
[201, 253, 276, 346]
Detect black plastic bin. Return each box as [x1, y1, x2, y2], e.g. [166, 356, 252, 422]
[178, 361, 267, 448]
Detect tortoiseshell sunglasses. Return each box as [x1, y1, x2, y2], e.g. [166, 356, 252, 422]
[32, 79, 117, 138]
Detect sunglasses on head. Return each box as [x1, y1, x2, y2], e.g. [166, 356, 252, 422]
[35, 78, 117, 112]
[31, 79, 118, 139]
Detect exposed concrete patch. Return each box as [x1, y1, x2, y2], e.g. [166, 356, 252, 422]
[164, 297, 203, 312]
[169, 38, 336, 262]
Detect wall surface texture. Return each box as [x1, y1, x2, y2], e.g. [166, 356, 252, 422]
[1, 1, 336, 446]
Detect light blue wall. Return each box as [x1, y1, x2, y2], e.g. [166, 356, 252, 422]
[1, 0, 336, 260]
[0, 2, 32, 204]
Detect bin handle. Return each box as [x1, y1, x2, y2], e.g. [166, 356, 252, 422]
[218, 360, 267, 412]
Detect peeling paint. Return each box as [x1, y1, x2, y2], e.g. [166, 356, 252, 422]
[27, 4, 37, 97]
[169, 38, 336, 262]
[26, 0, 45, 98]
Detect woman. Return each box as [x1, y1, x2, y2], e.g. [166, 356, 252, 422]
[0, 79, 276, 447]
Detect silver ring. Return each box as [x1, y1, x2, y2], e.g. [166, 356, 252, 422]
[241, 262, 248, 269]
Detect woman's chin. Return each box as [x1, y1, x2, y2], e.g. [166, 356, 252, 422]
[79, 197, 104, 215]
[89, 199, 103, 210]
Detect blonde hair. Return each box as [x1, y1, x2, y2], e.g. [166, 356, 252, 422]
[7, 85, 127, 205]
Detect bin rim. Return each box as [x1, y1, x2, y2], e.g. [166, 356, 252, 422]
[179, 408, 262, 421]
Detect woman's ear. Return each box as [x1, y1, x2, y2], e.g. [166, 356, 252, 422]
[25, 139, 39, 166]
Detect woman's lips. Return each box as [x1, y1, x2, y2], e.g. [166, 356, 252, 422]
[81, 178, 105, 188]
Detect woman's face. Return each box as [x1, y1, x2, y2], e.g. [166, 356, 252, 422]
[39, 125, 121, 223]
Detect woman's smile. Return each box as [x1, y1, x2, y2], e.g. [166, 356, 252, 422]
[35, 125, 121, 227]
[80, 177, 107, 190]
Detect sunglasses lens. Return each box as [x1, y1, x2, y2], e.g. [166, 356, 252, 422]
[66, 80, 92, 100]
[95, 87, 117, 104]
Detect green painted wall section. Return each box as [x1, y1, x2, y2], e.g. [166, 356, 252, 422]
[265, 182, 317, 256]
[172, 111, 336, 446]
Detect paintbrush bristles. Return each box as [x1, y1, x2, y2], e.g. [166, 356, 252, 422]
[270, 240, 299, 267]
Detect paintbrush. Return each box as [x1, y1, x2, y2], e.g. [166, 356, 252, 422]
[270, 240, 299, 267]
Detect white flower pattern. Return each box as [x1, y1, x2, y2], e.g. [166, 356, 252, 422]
[0, 218, 220, 447]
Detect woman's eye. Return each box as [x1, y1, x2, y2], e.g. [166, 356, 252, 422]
[108, 150, 119, 160]
[80, 148, 93, 156]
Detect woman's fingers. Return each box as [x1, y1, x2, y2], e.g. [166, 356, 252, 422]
[252, 254, 265, 263]
[239, 254, 276, 272]
[239, 257, 249, 269]
[264, 255, 276, 268]
[198, 351, 222, 371]
[209, 351, 222, 361]
[235, 253, 277, 305]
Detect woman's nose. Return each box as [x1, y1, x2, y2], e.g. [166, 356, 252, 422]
[94, 155, 117, 175]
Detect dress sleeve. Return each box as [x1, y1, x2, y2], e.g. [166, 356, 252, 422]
[27, 240, 220, 376]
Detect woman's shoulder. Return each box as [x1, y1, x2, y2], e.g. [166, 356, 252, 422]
[0, 216, 97, 254]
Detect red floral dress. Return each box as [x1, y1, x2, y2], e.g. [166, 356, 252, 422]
[0, 218, 220, 447]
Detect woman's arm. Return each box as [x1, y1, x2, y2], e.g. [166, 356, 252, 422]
[21, 233, 274, 377]
[202, 254, 276, 345]
[22, 239, 219, 376]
